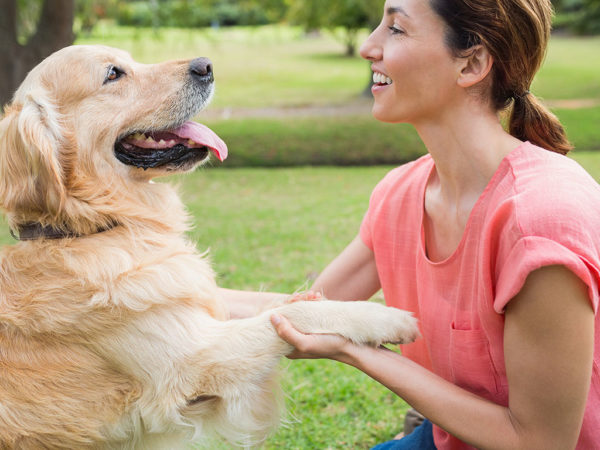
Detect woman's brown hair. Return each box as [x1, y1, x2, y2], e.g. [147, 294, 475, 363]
[430, 0, 572, 154]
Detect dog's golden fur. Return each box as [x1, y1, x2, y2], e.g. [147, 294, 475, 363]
[0, 45, 419, 448]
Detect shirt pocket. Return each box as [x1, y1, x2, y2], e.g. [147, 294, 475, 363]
[450, 324, 500, 399]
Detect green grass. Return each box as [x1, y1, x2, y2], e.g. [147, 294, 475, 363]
[76, 25, 600, 109]
[533, 36, 600, 100]
[77, 24, 373, 108]
[554, 106, 600, 151]
[183, 166, 387, 292]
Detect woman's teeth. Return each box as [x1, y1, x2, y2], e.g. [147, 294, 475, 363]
[373, 72, 393, 85]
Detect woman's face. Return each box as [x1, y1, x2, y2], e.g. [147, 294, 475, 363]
[360, 0, 462, 125]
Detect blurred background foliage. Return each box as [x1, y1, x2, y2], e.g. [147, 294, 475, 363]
[553, 0, 600, 34]
[3, 0, 600, 165]
[14, 0, 600, 41]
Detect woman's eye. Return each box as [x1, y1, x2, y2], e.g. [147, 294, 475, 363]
[388, 26, 405, 35]
[104, 66, 124, 83]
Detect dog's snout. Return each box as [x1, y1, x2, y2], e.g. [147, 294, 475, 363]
[189, 58, 214, 84]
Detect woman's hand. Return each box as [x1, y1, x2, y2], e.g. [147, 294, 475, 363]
[270, 313, 354, 361]
[285, 290, 322, 303]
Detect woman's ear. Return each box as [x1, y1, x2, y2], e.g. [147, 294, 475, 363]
[457, 45, 494, 88]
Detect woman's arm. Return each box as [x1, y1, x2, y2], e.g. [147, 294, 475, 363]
[271, 265, 594, 449]
[310, 235, 381, 300]
[218, 288, 290, 319]
[220, 235, 381, 318]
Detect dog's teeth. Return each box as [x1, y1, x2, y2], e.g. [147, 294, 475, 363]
[167, 140, 176, 146]
[188, 139, 196, 146]
[146, 136, 155, 142]
[158, 139, 166, 146]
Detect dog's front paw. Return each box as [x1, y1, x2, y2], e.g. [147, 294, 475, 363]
[343, 302, 420, 347]
[366, 304, 420, 346]
[275, 300, 420, 348]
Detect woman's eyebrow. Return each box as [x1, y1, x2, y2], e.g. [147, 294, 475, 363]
[386, 6, 410, 18]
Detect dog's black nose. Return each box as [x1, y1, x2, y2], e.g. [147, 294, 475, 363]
[189, 57, 214, 84]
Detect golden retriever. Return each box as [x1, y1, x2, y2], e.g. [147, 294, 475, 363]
[0, 45, 419, 449]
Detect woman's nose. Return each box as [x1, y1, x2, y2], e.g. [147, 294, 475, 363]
[359, 28, 383, 62]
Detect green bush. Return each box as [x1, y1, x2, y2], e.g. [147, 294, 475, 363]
[553, 0, 600, 34]
[200, 106, 600, 168]
[203, 116, 427, 168]
[116, 1, 270, 28]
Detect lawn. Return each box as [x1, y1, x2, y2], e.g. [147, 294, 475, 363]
[77, 25, 600, 108]
[75, 25, 600, 159]
[77, 24, 374, 108]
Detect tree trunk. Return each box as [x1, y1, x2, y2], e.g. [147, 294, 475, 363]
[0, 0, 75, 110]
[344, 29, 358, 57]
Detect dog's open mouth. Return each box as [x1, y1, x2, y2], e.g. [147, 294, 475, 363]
[114, 121, 228, 170]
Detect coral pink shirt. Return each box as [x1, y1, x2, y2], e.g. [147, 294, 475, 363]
[360, 142, 600, 449]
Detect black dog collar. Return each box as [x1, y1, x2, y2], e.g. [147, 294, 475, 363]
[11, 222, 116, 241]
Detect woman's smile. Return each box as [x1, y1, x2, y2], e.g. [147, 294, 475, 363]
[372, 70, 394, 94]
[372, 71, 393, 86]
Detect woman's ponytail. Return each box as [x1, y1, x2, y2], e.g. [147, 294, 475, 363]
[509, 93, 573, 155]
[430, 0, 572, 155]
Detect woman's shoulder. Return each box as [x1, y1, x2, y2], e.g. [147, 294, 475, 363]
[367, 154, 433, 209]
[499, 142, 600, 237]
[492, 144, 600, 313]
[507, 142, 599, 191]
[375, 154, 433, 192]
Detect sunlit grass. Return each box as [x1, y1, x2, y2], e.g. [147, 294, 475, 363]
[77, 24, 373, 108]
[76, 25, 600, 108]
[534, 36, 600, 100]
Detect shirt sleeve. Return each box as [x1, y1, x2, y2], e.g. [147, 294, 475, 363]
[494, 235, 600, 314]
[359, 209, 373, 250]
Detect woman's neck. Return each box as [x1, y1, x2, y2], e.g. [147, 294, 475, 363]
[414, 102, 523, 204]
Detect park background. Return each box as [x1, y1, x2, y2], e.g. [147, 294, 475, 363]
[1, 1, 599, 448]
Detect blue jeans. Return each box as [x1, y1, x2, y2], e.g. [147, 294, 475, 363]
[370, 419, 436, 449]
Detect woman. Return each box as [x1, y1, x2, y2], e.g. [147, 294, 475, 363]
[223, 0, 600, 448]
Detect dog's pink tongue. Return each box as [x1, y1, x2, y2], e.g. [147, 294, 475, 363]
[172, 121, 228, 161]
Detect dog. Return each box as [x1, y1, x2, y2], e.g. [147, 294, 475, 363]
[0, 45, 419, 449]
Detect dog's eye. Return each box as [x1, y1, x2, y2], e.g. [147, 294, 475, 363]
[104, 66, 125, 84]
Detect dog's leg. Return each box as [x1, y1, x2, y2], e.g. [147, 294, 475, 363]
[182, 300, 418, 445]
[269, 299, 419, 347]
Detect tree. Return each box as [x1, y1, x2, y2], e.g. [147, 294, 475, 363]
[0, 0, 75, 109]
[76, 0, 117, 35]
[287, 0, 380, 56]
[552, 0, 600, 34]
[573, 0, 600, 34]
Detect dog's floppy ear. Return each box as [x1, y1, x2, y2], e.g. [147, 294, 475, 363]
[0, 90, 67, 218]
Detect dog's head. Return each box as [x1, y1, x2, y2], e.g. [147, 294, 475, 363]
[0, 45, 227, 235]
